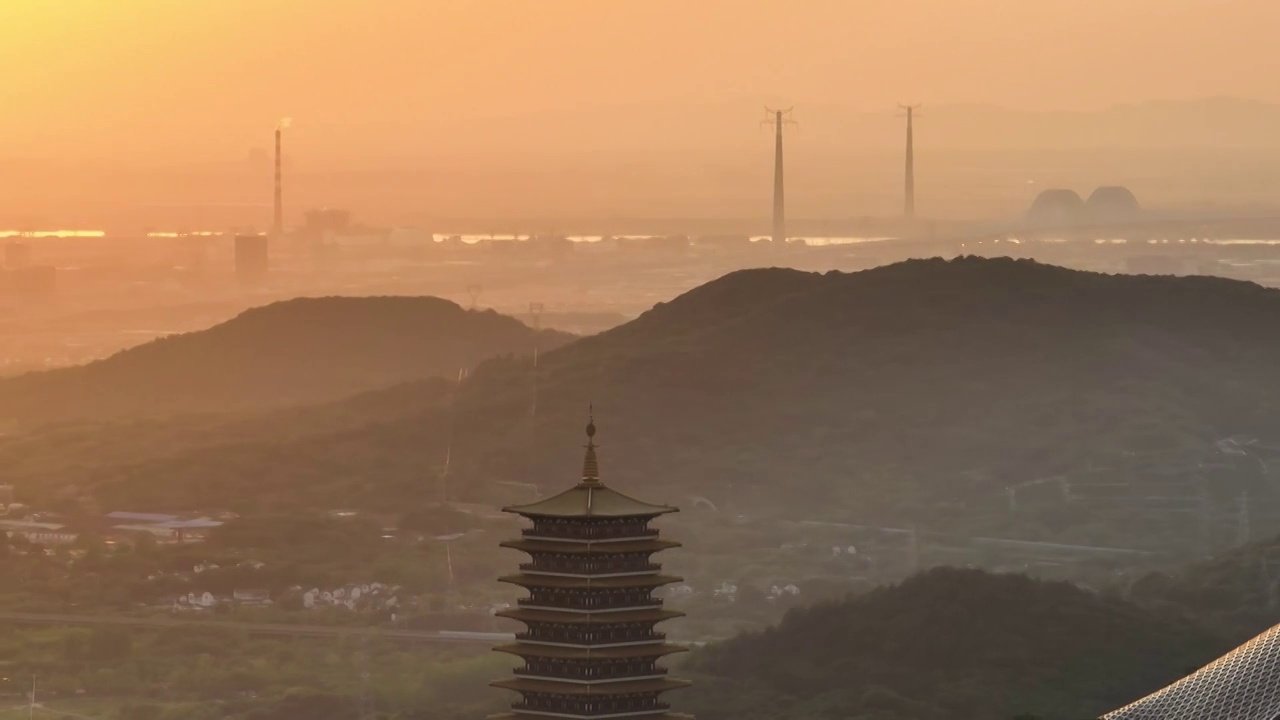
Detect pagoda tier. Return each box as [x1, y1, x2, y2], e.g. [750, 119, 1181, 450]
[500, 539, 682, 555]
[493, 417, 691, 720]
[496, 608, 685, 625]
[496, 643, 687, 681]
[500, 573, 681, 589]
[496, 686, 684, 718]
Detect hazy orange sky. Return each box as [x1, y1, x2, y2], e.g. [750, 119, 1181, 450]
[2, 0, 1279, 225]
[2, 0, 1278, 161]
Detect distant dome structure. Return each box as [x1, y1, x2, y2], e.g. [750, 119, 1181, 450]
[1027, 188, 1084, 226]
[1103, 621, 1280, 719]
[1085, 186, 1141, 220]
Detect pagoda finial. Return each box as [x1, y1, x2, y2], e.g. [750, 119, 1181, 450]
[582, 405, 599, 483]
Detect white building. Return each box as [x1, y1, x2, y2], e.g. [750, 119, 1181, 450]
[0, 519, 78, 545]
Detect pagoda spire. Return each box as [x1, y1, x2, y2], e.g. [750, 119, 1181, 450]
[582, 407, 600, 484]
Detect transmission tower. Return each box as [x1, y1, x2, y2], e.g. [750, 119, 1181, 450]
[762, 108, 797, 243]
[466, 284, 482, 310]
[898, 104, 922, 220]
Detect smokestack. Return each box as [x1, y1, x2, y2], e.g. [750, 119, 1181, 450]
[904, 106, 915, 220]
[273, 127, 283, 237]
[772, 110, 785, 243]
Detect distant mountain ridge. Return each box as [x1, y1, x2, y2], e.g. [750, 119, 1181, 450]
[0, 296, 571, 424]
[440, 258, 1280, 526]
[9, 257, 1280, 550]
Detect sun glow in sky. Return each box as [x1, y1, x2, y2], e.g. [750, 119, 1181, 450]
[2, 0, 1278, 162]
[1, 0, 1278, 224]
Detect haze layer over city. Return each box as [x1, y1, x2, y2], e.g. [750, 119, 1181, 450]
[6, 2, 1280, 720]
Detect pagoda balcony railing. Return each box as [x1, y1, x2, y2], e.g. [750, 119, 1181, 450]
[523, 526, 659, 541]
[519, 596, 662, 611]
[511, 700, 669, 716]
[521, 561, 661, 575]
[517, 630, 666, 644]
[516, 666, 667, 681]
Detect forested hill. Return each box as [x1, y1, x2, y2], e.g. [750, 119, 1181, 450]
[679, 567, 1229, 720]
[1130, 532, 1280, 640]
[13, 257, 1280, 532]
[0, 296, 570, 424]
[440, 256, 1280, 528]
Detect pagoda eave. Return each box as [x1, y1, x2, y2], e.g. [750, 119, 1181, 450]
[499, 574, 683, 590]
[501, 539, 683, 554]
[493, 643, 690, 660]
[492, 677, 691, 695]
[502, 483, 679, 519]
[496, 608, 685, 625]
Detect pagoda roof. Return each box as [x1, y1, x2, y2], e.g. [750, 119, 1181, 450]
[500, 574, 682, 590]
[491, 677, 691, 696]
[496, 608, 684, 625]
[501, 538, 682, 554]
[504, 482, 677, 519]
[504, 418, 677, 519]
[493, 643, 689, 659]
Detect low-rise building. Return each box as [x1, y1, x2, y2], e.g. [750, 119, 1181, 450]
[0, 519, 79, 545]
[112, 524, 178, 542]
[105, 511, 180, 523]
[106, 513, 222, 543]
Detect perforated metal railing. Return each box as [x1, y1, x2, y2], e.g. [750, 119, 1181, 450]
[1104, 623, 1280, 719]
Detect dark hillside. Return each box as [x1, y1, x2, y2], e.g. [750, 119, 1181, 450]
[1131, 531, 1280, 640]
[680, 567, 1229, 720]
[440, 257, 1280, 537]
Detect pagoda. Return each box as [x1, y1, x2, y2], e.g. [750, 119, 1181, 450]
[492, 414, 691, 720]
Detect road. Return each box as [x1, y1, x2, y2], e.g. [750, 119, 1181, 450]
[0, 611, 512, 645]
[2, 702, 96, 720]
